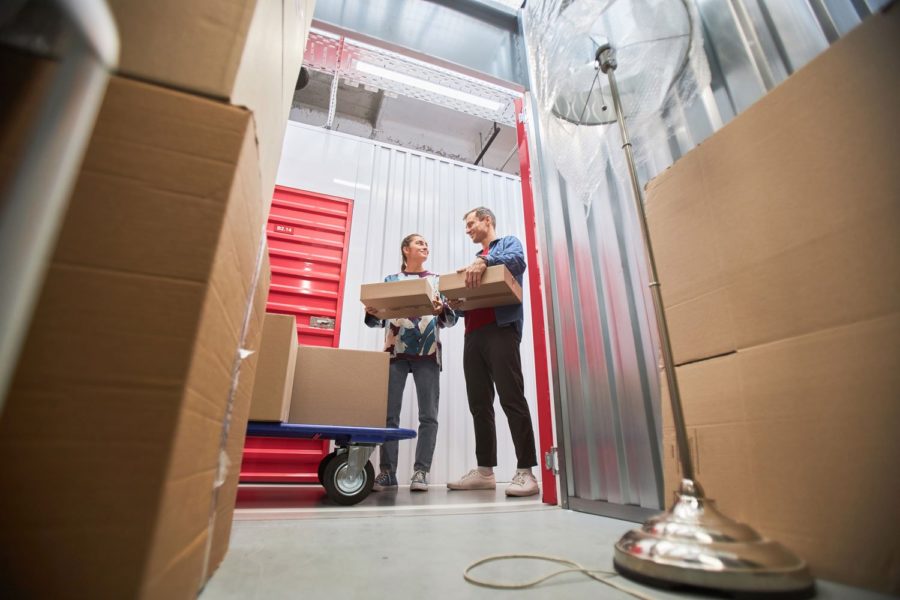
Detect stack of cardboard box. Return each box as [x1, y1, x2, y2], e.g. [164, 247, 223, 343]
[0, 2, 314, 597]
[248, 312, 390, 430]
[647, 10, 899, 595]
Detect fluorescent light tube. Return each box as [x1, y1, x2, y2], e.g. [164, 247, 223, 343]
[333, 178, 371, 191]
[355, 61, 504, 112]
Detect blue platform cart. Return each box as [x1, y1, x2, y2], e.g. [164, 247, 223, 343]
[246, 422, 416, 505]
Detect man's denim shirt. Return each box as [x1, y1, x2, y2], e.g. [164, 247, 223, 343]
[469, 235, 526, 335]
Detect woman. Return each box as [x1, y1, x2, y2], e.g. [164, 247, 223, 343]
[365, 233, 457, 492]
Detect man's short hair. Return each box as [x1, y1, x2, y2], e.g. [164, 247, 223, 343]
[463, 206, 496, 227]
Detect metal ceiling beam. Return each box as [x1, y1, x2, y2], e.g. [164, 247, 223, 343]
[474, 122, 500, 165]
[369, 89, 385, 128]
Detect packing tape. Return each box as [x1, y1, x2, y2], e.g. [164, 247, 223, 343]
[198, 222, 269, 588]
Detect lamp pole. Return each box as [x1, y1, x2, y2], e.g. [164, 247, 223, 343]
[597, 44, 814, 598]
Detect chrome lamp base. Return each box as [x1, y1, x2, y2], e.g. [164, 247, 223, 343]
[613, 480, 816, 598]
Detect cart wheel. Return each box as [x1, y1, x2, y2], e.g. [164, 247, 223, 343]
[317, 450, 340, 485]
[322, 453, 375, 505]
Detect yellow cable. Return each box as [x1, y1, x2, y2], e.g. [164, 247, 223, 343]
[464, 554, 659, 599]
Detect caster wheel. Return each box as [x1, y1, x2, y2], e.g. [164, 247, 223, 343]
[322, 453, 375, 505]
[317, 450, 340, 485]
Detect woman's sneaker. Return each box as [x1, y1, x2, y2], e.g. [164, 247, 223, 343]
[373, 471, 398, 491]
[410, 470, 429, 492]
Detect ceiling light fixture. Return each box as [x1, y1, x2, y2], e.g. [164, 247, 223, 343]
[355, 61, 505, 112]
[333, 178, 371, 191]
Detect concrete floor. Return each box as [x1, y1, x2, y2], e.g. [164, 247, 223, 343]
[202, 484, 893, 600]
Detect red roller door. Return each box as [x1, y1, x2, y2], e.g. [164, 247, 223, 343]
[240, 186, 354, 484]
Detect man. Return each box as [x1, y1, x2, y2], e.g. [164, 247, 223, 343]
[447, 207, 539, 497]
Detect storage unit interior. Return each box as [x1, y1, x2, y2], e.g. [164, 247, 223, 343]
[0, 0, 897, 598]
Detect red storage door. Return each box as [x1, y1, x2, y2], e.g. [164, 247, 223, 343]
[266, 187, 352, 347]
[240, 186, 354, 484]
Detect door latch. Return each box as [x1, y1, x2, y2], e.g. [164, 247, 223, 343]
[310, 316, 335, 330]
[544, 447, 559, 475]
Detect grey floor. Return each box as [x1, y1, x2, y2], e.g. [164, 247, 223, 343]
[202, 484, 893, 600]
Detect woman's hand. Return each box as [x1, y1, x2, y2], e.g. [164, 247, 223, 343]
[365, 306, 380, 316]
[447, 298, 463, 310]
[431, 299, 443, 316]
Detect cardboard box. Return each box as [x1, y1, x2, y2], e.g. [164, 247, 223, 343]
[360, 277, 438, 319]
[207, 252, 271, 579]
[646, 8, 900, 367]
[0, 72, 266, 599]
[439, 265, 523, 310]
[288, 347, 389, 428]
[655, 11, 900, 595]
[249, 313, 299, 422]
[662, 314, 900, 594]
[107, 0, 315, 199]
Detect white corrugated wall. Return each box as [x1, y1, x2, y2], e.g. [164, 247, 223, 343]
[276, 121, 539, 485]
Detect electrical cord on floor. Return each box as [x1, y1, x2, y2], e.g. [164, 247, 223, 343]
[464, 554, 658, 599]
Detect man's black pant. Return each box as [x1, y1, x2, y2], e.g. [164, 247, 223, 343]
[463, 322, 537, 469]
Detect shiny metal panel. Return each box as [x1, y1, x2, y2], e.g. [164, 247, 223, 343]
[758, 0, 828, 72]
[693, 0, 862, 130]
[697, 0, 767, 113]
[314, 0, 527, 86]
[523, 93, 574, 508]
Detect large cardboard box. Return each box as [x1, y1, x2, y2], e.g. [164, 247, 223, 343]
[360, 277, 438, 319]
[107, 0, 315, 199]
[646, 9, 900, 367]
[662, 314, 900, 594]
[249, 313, 299, 422]
[207, 253, 271, 579]
[0, 73, 266, 599]
[439, 265, 523, 310]
[653, 10, 900, 595]
[288, 347, 389, 428]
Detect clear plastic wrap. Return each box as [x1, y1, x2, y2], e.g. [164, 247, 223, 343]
[525, 0, 710, 205]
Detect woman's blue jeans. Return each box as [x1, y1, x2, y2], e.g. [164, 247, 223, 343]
[380, 358, 439, 474]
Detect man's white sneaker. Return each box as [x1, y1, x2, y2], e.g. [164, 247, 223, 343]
[505, 471, 539, 497]
[447, 468, 496, 490]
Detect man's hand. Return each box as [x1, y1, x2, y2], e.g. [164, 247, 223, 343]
[458, 258, 487, 288]
[431, 298, 443, 316]
[447, 298, 463, 310]
[365, 306, 380, 316]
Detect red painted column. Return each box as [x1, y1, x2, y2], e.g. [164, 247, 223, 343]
[514, 98, 557, 505]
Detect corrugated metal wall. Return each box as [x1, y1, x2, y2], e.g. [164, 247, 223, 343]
[523, 0, 885, 514]
[276, 121, 538, 485]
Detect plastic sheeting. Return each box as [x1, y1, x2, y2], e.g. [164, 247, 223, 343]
[527, 0, 709, 205]
[522, 0, 711, 509]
